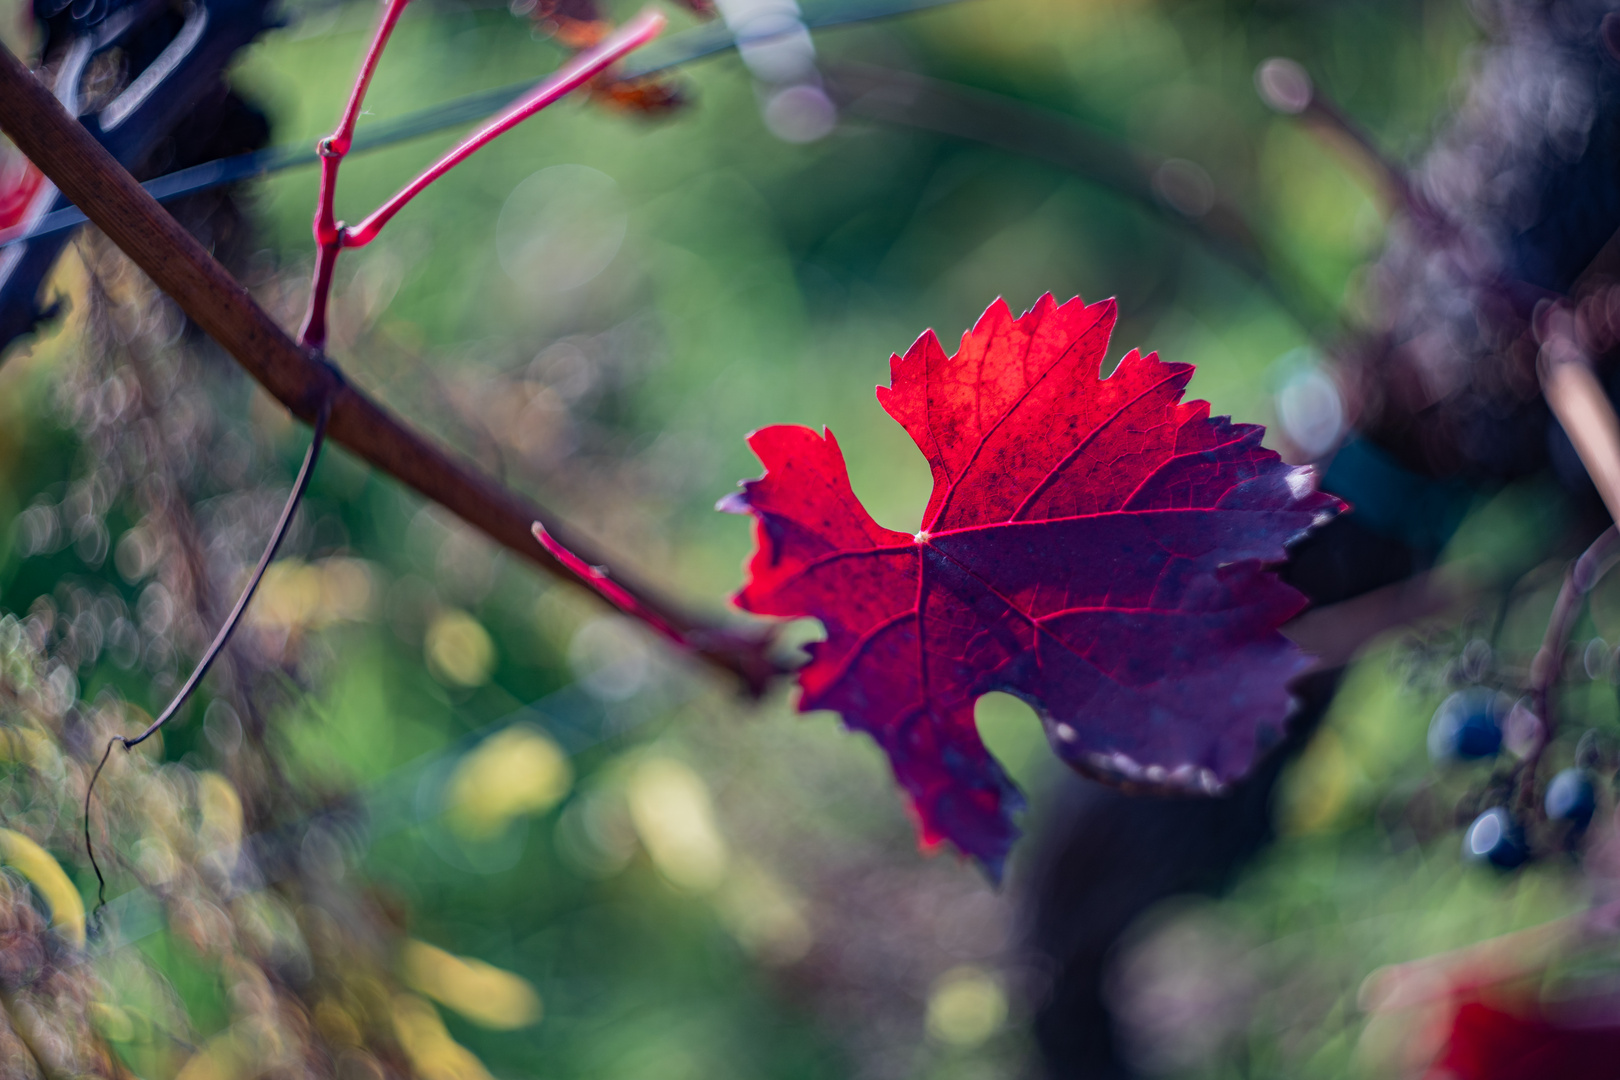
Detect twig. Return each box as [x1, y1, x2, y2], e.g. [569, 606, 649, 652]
[297, 0, 413, 350]
[1484, 304, 1620, 820]
[1517, 526, 1620, 819]
[1255, 57, 1451, 236]
[84, 403, 328, 910]
[1540, 309, 1620, 525]
[300, 10, 664, 348]
[0, 44, 778, 692]
[342, 13, 664, 249]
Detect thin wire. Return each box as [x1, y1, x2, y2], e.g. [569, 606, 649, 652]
[84, 400, 330, 916]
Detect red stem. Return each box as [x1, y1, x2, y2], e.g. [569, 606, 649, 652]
[298, 5, 663, 345]
[298, 221, 341, 349]
[343, 10, 664, 249]
[300, 0, 411, 348]
[532, 523, 688, 648]
[332, 0, 413, 157]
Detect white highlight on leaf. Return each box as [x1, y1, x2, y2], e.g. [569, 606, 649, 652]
[1285, 467, 1314, 501]
[1086, 752, 1224, 795]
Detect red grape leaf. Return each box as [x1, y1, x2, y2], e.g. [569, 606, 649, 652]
[722, 294, 1344, 877]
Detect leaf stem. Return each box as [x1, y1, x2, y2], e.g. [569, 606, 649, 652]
[342, 11, 665, 250]
[0, 0, 971, 251]
[299, 6, 662, 345]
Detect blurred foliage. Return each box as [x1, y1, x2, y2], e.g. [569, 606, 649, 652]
[5, 0, 1591, 1076]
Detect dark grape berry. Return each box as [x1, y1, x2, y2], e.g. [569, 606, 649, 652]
[1545, 768, 1597, 830]
[1428, 689, 1503, 763]
[1463, 807, 1528, 870]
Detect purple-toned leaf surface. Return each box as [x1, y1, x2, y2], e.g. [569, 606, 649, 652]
[725, 294, 1343, 876]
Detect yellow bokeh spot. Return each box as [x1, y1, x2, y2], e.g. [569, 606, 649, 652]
[425, 610, 496, 688]
[313, 999, 362, 1048]
[90, 1002, 135, 1043]
[197, 771, 244, 849]
[444, 724, 572, 840]
[401, 940, 542, 1030]
[174, 1030, 244, 1080]
[714, 860, 812, 964]
[0, 726, 51, 768]
[1276, 729, 1355, 835]
[1275, 646, 1413, 835]
[926, 966, 1007, 1048]
[0, 827, 84, 948]
[251, 557, 375, 632]
[625, 757, 728, 892]
[391, 994, 498, 1080]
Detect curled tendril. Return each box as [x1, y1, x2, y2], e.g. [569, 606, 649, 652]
[84, 399, 329, 921]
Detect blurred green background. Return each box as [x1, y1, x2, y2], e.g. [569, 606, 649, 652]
[2, 0, 1576, 1077]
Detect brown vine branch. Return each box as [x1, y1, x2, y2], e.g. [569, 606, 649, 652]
[0, 44, 779, 693]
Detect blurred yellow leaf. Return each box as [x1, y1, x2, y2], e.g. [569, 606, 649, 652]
[89, 1002, 135, 1043]
[197, 770, 243, 849]
[1275, 728, 1356, 835]
[445, 724, 572, 840]
[392, 993, 499, 1080]
[714, 860, 812, 964]
[425, 609, 496, 687]
[625, 757, 728, 892]
[0, 725, 50, 767]
[174, 1031, 244, 1080]
[0, 827, 84, 948]
[401, 940, 542, 1030]
[250, 557, 375, 633]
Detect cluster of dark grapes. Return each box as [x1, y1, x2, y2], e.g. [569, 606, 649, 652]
[1429, 687, 1602, 870]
